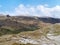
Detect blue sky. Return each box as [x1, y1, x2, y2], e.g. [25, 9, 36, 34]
[0, 0, 59, 11]
[0, 0, 60, 18]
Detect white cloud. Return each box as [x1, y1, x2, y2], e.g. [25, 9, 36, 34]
[1, 4, 60, 18]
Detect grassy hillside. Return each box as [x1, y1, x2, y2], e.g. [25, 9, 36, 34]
[0, 16, 40, 36]
[0, 16, 60, 45]
[0, 16, 60, 36]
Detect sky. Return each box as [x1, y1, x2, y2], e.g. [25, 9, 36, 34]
[0, 0, 60, 18]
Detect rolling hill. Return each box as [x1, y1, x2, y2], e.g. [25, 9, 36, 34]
[0, 15, 60, 45]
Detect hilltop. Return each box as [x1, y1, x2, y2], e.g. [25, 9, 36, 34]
[0, 15, 60, 35]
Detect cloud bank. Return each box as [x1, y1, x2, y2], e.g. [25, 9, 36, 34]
[1, 4, 60, 18]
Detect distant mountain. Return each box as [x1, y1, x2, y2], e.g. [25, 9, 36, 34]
[38, 17, 60, 24]
[16, 16, 60, 24]
[0, 15, 60, 24]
